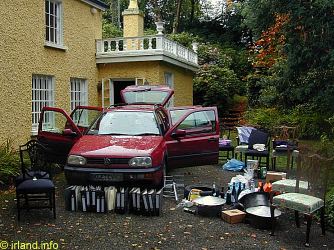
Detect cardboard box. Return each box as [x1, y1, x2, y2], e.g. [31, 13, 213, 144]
[221, 209, 246, 224]
[266, 171, 287, 183]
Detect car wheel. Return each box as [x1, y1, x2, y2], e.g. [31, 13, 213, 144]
[156, 159, 167, 189]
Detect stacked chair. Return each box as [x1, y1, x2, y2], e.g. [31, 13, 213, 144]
[271, 126, 299, 170]
[15, 140, 56, 220]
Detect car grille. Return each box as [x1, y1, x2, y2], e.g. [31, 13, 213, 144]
[86, 157, 130, 165]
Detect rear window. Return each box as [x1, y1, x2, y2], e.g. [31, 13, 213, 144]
[123, 91, 169, 104]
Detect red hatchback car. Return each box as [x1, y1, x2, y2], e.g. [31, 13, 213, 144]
[37, 86, 219, 187]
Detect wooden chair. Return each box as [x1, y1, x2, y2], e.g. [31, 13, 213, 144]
[270, 151, 333, 246]
[15, 140, 50, 186]
[218, 124, 235, 161]
[271, 126, 299, 170]
[15, 140, 56, 221]
[244, 129, 271, 169]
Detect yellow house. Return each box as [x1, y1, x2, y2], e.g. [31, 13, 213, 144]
[0, 0, 198, 147]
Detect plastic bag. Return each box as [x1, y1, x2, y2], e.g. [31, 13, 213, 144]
[223, 158, 245, 172]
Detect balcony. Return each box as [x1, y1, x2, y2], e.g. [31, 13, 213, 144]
[96, 35, 199, 72]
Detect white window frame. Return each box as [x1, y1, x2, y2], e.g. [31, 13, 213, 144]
[70, 78, 88, 111]
[45, 0, 65, 49]
[32, 75, 55, 134]
[164, 72, 174, 107]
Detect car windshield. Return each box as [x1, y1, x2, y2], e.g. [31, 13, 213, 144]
[87, 111, 161, 136]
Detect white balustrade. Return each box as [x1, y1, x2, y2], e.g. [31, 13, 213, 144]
[96, 35, 198, 65]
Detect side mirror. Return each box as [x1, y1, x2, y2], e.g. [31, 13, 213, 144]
[63, 128, 77, 137]
[171, 129, 186, 139]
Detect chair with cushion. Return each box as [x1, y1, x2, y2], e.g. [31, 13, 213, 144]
[15, 140, 56, 220]
[271, 126, 299, 170]
[244, 129, 270, 168]
[15, 140, 50, 186]
[271, 148, 309, 195]
[270, 152, 333, 247]
[218, 124, 235, 161]
[234, 126, 256, 161]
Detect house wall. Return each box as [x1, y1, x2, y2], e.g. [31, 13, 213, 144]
[97, 61, 194, 106]
[158, 62, 193, 106]
[0, 0, 102, 147]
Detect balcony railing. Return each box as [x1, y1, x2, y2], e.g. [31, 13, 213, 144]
[96, 35, 198, 66]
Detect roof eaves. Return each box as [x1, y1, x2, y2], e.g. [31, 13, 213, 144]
[80, 0, 109, 11]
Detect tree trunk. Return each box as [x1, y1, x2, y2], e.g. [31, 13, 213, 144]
[190, 0, 195, 25]
[172, 0, 183, 34]
[150, 0, 162, 21]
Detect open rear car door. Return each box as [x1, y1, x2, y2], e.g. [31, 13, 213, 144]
[37, 106, 102, 164]
[165, 106, 220, 168]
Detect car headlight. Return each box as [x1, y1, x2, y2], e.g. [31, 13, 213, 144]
[67, 155, 87, 166]
[128, 157, 152, 167]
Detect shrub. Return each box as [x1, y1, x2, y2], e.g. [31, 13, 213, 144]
[102, 21, 122, 38]
[245, 105, 332, 138]
[194, 65, 244, 116]
[0, 139, 20, 186]
[326, 186, 334, 229]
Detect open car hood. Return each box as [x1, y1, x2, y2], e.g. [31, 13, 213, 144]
[120, 85, 174, 106]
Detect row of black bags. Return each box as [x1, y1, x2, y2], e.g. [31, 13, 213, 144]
[64, 186, 163, 216]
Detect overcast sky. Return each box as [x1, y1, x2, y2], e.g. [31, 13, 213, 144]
[201, 0, 225, 18]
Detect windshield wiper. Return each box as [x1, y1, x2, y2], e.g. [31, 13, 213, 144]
[133, 133, 160, 136]
[99, 133, 130, 136]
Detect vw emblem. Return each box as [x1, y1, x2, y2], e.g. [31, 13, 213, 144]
[104, 158, 112, 165]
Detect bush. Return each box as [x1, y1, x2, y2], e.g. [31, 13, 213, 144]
[102, 21, 122, 38]
[326, 186, 334, 229]
[245, 105, 332, 138]
[0, 139, 20, 186]
[194, 65, 245, 116]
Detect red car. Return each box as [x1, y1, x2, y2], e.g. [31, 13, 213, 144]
[38, 85, 219, 187]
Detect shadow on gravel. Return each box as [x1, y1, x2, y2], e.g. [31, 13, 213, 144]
[0, 165, 333, 249]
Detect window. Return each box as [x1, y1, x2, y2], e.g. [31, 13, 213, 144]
[70, 78, 88, 110]
[32, 75, 54, 134]
[70, 78, 88, 125]
[45, 0, 63, 46]
[164, 72, 174, 107]
[178, 111, 216, 133]
[88, 111, 160, 136]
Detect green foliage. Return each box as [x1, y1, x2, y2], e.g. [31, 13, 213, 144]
[102, 20, 123, 38]
[0, 139, 20, 185]
[245, 105, 332, 138]
[194, 65, 244, 116]
[167, 32, 200, 48]
[241, 0, 334, 139]
[193, 42, 250, 116]
[326, 186, 334, 229]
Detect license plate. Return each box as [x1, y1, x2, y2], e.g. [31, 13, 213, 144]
[90, 173, 123, 182]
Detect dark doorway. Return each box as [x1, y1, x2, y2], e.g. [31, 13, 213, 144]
[113, 80, 135, 104]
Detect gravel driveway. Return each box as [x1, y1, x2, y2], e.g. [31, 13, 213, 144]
[0, 164, 333, 250]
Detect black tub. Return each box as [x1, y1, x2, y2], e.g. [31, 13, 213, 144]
[239, 192, 281, 229]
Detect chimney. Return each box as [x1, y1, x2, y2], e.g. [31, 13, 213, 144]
[122, 0, 144, 38]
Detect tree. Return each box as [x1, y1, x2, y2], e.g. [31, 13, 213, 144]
[243, 0, 334, 111]
[172, 0, 183, 33]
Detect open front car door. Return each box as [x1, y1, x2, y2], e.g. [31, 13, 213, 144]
[37, 106, 102, 164]
[165, 107, 220, 168]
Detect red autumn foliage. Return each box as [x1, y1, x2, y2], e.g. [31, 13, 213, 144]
[251, 14, 290, 68]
